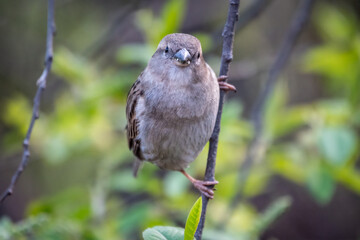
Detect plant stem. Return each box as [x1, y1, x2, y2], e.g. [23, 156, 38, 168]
[0, 0, 56, 204]
[194, 0, 241, 239]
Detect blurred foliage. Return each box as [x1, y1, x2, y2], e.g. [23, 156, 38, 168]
[303, 3, 360, 106]
[136, 0, 186, 49]
[1, 1, 360, 240]
[249, 196, 291, 238]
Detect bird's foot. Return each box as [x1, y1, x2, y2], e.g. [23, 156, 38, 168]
[192, 179, 219, 199]
[180, 170, 219, 199]
[218, 75, 237, 92]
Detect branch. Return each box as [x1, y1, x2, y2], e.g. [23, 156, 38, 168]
[194, 1, 240, 239]
[228, 0, 315, 216]
[0, 0, 55, 204]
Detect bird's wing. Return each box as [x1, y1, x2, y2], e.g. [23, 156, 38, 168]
[126, 73, 144, 161]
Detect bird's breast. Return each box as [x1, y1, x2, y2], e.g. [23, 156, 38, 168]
[147, 83, 215, 120]
[139, 110, 216, 170]
[136, 64, 219, 170]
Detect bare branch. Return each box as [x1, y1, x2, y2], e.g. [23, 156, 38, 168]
[229, 0, 315, 217]
[194, 1, 240, 239]
[0, 0, 56, 203]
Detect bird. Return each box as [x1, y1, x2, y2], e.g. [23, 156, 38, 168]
[125, 33, 236, 198]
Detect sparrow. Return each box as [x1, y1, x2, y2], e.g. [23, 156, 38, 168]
[126, 33, 236, 198]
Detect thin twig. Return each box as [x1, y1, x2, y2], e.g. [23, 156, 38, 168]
[228, 0, 315, 218]
[194, 1, 240, 239]
[0, 0, 55, 204]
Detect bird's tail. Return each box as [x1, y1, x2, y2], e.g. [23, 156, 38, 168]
[133, 159, 143, 178]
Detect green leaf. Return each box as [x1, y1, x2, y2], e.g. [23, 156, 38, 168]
[143, 228, 168, 240]
[318, 126, 357, 166]
[306, 164, 335, 205]
[184, 197, 202, 240]
[143, 226, 185, 240]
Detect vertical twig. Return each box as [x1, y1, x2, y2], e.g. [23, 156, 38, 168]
[194, 1, 240, 239]
[229, 0, 315, 216]
[0, 0, 56, 203]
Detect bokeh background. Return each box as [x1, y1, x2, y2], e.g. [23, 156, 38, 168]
[1, 0, 360, 239]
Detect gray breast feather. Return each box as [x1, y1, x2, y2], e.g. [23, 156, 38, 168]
[133, 62, 219, 170]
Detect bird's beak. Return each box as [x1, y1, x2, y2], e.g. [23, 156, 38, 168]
[173, 48, 191, 67]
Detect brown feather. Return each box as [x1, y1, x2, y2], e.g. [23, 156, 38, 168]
[126, 73, 144, 160]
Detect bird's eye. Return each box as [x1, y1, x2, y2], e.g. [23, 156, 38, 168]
[197, 52, 200, 59]
[165, 46, 169, 53]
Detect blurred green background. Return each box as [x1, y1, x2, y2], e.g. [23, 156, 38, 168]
[0, 0, 360, 239]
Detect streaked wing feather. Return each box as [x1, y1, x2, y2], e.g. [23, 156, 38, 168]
[126, 73, 144, 160]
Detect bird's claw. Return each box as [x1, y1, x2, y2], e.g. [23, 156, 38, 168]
[218, 75, 228, 82]
[192, 180, 219, 199]
[218, 75, 236, 92]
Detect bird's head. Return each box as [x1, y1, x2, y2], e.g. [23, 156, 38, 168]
[152, 33, 203, 68]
